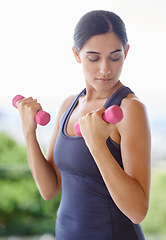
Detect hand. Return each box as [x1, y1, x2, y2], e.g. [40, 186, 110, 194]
[79, 108, 115, 148]
[17, 97, 42, 136]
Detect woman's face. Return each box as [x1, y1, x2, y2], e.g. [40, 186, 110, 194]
[73, 32, 129, 94]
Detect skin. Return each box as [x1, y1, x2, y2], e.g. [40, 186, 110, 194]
[17, 32, 151, 224]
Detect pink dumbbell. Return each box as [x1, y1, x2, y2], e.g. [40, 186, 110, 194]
[12, 95, 51, 126]
[74, 105, 123, 137]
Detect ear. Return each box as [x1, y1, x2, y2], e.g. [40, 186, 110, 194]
[124, 44, 130, 59]
[72, 46, 81, 63]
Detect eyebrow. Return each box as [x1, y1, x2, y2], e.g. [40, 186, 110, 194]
[86, 49, 122, 54]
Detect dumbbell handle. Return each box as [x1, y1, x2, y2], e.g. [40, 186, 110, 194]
[74, 105, 123, 137]
[12, 95, 51, 126]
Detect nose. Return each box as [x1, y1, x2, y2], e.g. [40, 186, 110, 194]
[99, 60, 111, 76]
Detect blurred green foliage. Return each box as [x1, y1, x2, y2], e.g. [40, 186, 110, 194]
[0, 132, 61, 236]
[141, 170, 166, 235]
[0, 132, 166, 237]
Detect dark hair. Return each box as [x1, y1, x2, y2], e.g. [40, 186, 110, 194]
[73, 10, 128, 51]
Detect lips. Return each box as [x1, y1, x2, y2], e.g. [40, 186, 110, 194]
[97, 78, 112, 83]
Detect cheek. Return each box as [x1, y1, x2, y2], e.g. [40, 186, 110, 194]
[113, 61, 124, 75]
[82, 61, 97, 77]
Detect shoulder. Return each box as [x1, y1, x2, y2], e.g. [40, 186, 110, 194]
[57, 95, 77, 124]
[118, 93, 150, 138]
[121, 93, 148, 118]
[59, 95, 76, 113]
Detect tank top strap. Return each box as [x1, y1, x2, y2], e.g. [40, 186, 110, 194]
[59, 88, 86, 128]
[59, 86, 133, 129]
[103, 85, 134, 109]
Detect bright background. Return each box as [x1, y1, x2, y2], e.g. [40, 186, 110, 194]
[0, 0, 166, 112]
[0, 0, 166, 150]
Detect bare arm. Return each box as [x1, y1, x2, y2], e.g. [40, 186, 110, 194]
[17, 96, 75, 200]
[79, 98, 151, 224]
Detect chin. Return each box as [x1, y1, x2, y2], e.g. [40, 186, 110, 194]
[96, 79, 120, 91]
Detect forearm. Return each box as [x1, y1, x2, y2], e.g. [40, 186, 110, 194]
[89, 142, 148, 224]
[25, 132, 60, 200]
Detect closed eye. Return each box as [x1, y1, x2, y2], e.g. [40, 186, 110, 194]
[87, 52, 122, 62]
[88, 58, 100, 62]
[110, 57, 120, 62]
[110, 53, 121, 62]
[87, 56, 100, 62]
[88, 56, 120, 62]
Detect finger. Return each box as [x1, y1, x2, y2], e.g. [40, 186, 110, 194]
[17, 97, 33, 108]
[86, 112, 93, 117]
[90, 110, 95, 114]
[92, 108, 106, 117]
[18, 99, 42, 113]
[96, 107, 106, 114]
[80, 112, 92, 120]
[26, 101, 42, 112]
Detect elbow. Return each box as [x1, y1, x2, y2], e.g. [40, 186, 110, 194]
[42, 194, 55, 201]
[41, 191, 59, 201]
[131, 215, 146, 225]
[40, 187, 61, 201]
[131, 202, 149, 224]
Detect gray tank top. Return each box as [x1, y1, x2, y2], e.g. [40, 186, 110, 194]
[54, 86, 145, 240]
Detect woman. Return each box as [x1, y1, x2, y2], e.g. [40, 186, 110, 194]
[17, 10, 151, 240]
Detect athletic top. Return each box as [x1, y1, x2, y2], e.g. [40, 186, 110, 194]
[54, 85, 145, 240]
